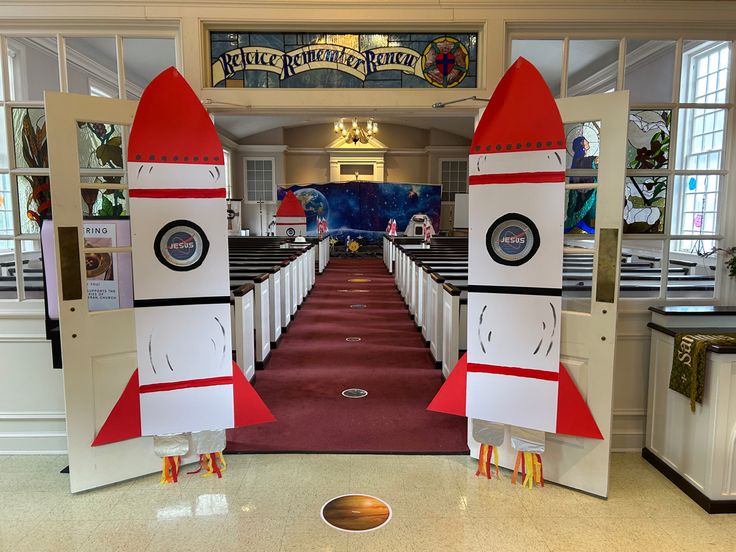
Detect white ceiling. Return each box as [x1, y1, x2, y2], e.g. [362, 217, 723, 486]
[213, 112, 476, 142]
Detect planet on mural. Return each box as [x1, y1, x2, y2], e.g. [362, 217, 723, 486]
[294, 188, 330, 230]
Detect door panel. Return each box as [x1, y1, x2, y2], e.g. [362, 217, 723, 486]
[46, 92, 165, 492]
[469, 91, 629, 498]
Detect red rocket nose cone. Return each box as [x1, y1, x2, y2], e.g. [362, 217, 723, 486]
[276, 191, 307, 218]
[470, 57, 564, 155]
[128, 66, 224, 165]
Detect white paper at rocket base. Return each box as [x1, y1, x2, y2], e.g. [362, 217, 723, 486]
[92, 67, 274, 447]
[428, 57, 602, 441]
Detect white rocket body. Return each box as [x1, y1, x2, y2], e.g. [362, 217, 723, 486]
[129, 161, 235, 436]
[465, 150, 565, 432]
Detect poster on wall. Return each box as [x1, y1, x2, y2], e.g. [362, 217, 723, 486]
[211, 32, 478, 89]
[41, 219, 134, 320]
[277, 181, 441, 243]
[83, 223, 119, 311]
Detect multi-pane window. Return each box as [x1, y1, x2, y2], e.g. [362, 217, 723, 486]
[440, 159, 468, 202]
[0, 33, 177, 301]
[672, 42, 730, 254]
[245, 158, 275, 202]
[509, 37, 732, 301]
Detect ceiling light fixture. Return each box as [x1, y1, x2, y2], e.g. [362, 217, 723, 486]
[334, 117, 378, 144]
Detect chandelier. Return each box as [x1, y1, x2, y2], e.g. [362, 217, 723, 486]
[334, 118, 379, 145]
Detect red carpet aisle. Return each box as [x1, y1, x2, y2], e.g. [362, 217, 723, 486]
[226, 258, 469, 453]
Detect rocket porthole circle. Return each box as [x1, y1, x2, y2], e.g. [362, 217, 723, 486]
[486, 213, 540, 266]
[154, 219, 210, 272]
[286, 227, 296, 237]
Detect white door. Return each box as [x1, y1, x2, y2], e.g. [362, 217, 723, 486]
[46, 92, 163, 493]
[469, 91, 629, 498]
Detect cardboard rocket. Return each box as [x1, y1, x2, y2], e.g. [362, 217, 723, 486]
[92, 67, 273, 448]
[428, 58, 602, 441]
[275, 191, 306, 237]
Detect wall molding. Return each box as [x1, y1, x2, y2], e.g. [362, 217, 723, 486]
[0, 334, 49, 343]
[0, 411, 65, 420]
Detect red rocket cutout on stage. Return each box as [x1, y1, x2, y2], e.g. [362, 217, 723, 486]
[428, 58, 602, 441]
[275, 190, 307, 237]
[92, 67, 274, 448]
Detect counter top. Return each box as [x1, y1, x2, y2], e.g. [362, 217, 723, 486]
[648, 322, 736, 354]
[649, 305, 736, 316]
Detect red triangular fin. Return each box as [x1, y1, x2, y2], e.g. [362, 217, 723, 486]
[556, 362, 603, 440]
[427, 353, 468, 416]
[91, 370, 142, 446]
[232, 361, 275, 427]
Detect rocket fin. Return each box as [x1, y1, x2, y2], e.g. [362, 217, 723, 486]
[91, 370, 142, 446]
[232, 361, 276, 427]
[555, 363, 603, 440]
[427, 353, 468, 416]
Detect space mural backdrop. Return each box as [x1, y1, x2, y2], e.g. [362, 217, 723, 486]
[277, 182, 441, 243]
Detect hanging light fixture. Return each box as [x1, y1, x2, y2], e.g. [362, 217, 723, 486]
[334, 118, 379, 144]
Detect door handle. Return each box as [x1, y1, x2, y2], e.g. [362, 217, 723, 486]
[58, 226, 83, 301]
[595, 227, 619, 304]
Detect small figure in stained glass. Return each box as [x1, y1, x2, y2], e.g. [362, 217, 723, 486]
[565, 136, 598, 234]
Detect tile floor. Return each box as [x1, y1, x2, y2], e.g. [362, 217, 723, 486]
[0, 452, 734, 551]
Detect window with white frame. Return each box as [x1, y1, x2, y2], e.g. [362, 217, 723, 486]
[244, 158, 275, 203]
[672, 42, 730, 254]
[0, 32, 178, 302]
[440, 159, 468, 202]
[509, 37, 731, 301]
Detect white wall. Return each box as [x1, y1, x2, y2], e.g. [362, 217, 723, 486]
[0, 305, 66, 454]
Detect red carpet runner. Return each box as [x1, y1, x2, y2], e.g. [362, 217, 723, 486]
[226, 258, 469, 453]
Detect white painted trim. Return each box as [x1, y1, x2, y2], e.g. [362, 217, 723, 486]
[0, 412, 65, 420]
[424, 146, 471, 153]
[238, 144, 288, 153]
[0, 307, 45, 319]
[0, 432, 66, 439]
[0, 334, 48, 342]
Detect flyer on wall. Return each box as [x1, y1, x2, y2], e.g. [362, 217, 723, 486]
[84, 222, 119, 311]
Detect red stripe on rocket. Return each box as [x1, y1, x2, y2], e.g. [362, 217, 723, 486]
[427, 58, 602, 440]
[92, 68, 274, 446]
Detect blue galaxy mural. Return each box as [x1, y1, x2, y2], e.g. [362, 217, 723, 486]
[277, 181, 441, 243]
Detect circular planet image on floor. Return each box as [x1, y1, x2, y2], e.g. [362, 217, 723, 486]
[342, 388, 368, 398]
[345, 337, 362, 342]
[321, 494, 392, 532]
[349, 304, 367, 309]
[348, 278, 372, 283]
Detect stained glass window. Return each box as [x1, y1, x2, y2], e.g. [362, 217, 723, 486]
[627, 110, 670, 169]
[565, 188, 597, 235]
[12, 107, 48, 169]
[80, 187, 128, 218]
[210, 32, 478, 89]
[565, 121, 601, 171]
[16, 174, 48, 234]
[77, 122, 124, 169]
[624, 176, 667, 233]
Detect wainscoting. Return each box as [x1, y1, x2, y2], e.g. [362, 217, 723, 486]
[0, 306, 66, 454]
[0, 302, 655, 454]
